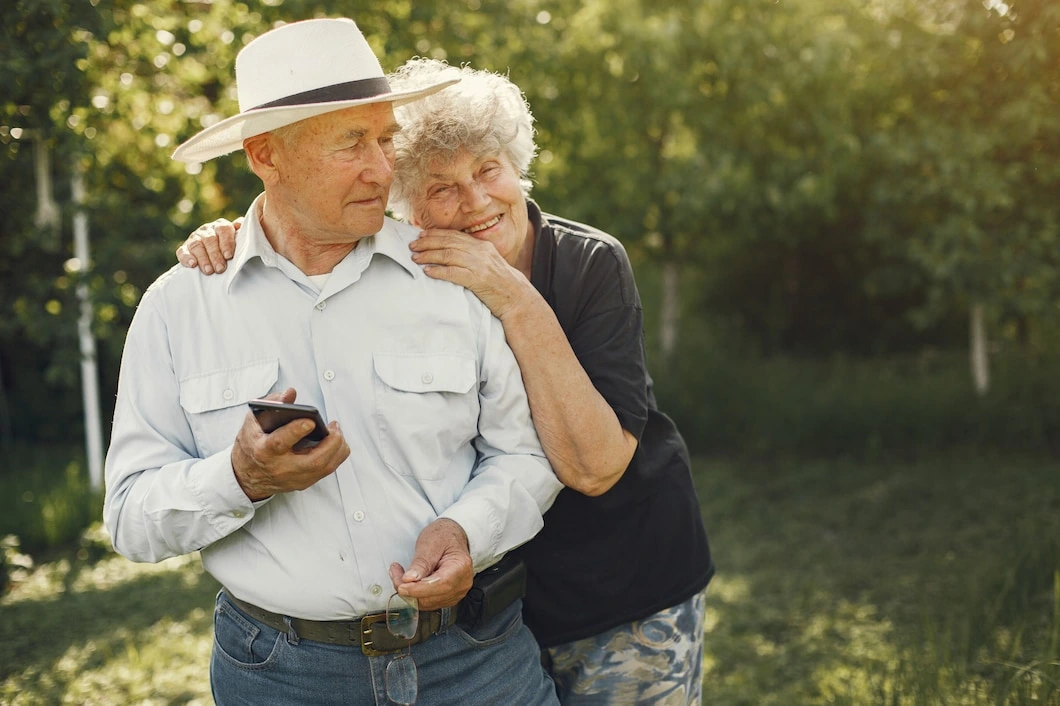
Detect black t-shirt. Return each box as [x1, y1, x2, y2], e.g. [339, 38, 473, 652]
[513, 202, 714, 648]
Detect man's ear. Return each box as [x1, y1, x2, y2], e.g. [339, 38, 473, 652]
[244, 133, 280, 185]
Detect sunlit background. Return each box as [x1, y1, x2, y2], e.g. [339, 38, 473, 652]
[2, 0, 1058, 703]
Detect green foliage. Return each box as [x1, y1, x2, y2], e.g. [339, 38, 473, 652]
[0, 444, 102, 554]
[655, 346, 1060, 458]
[2, 0, 1059, 447]
[865, 0, 1060, 339]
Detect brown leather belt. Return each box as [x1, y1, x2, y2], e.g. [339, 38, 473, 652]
[224, 591, 456, 656]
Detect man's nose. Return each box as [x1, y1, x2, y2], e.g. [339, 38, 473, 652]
[361, 141, 394, 183]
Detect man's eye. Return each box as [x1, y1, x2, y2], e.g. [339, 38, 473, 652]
[430, 185, 452, 197]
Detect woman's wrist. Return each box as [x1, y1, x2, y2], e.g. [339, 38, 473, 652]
[496, 274, 546, 327]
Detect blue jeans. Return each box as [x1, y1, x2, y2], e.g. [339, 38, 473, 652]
[210, 590, 558, 705]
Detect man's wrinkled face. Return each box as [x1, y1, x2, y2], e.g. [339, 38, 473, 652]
[269, 102, 400, 241]
[411, 150, 530, 266]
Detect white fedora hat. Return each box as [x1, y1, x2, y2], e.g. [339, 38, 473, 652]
[172, 18, 457, 163]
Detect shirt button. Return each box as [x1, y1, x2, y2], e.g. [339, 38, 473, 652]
[222, 388, 234, 401]
[323, 369, 335, 381]
[353, 510, 366, 522]
[370, 584, 382, 596]
[232, 510, 245, 519]
[315, 301, 327, 311]
[421, 372, 434, 384]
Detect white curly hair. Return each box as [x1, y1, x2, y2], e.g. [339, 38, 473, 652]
[387, 58, 537, 221]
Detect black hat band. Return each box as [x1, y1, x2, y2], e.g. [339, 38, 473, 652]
[249, 77, 393, 111]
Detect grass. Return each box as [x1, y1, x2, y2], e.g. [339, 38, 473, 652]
[695, 452, 1060, 705]
[1, 451, 1057, 704]
[0, 443, 102, 555]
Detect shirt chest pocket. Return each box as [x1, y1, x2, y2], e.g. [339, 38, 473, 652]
[179, 359, 279, 457]
[373, 352, 480, 479]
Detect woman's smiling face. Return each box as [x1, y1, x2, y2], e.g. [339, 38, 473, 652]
[410, 150, 530, 266]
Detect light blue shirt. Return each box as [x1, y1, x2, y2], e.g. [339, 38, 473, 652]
[103, 195, 561, 619]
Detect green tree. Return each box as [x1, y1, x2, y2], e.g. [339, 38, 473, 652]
[865, 0, 1060, 391]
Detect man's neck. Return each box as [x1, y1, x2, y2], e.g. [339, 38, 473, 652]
[258, 197, 361, 276]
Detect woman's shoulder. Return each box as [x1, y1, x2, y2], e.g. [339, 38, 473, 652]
[539, 211, 639, 306]
[541, 211, 629, 261]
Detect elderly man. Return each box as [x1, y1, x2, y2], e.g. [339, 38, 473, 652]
[103, 18, 562, 706]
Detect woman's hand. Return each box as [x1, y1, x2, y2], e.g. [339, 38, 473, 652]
[409, 229, 532, 320]
[176, 217, 243, 274]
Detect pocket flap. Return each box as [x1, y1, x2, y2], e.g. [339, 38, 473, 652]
[179, 359, 279, 414]
[373, 352, 476, 394]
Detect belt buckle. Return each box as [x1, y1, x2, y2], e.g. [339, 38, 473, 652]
[360, 613, 398, 656]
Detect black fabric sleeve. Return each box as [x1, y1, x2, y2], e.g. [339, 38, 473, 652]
[561, 241, 650, 442]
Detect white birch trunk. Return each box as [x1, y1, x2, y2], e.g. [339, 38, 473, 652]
[970, 301, 990, 396]
[660, 260, 680, 361]
[72, 168, 104, 491]
[34, 139, 61, 232]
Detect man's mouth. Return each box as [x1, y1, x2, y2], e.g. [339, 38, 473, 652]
[464, 215, 501, 234]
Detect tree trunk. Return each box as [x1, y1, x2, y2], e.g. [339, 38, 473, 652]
[660, 260, 680, 362]
[73, 167, 104, 491]
[33, 138, 61, 236]
[0, 352, 11, 448]
[970, 301, 989, 396]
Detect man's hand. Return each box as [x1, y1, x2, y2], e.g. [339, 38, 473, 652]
[176, 217, 244, 274]
[231, 388, 349, 501]
[388, 518, 474, 611]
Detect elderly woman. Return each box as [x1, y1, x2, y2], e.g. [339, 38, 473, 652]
[178, 59, 714, 705]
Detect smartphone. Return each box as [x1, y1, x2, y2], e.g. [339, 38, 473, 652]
[248, 399, 329, 451]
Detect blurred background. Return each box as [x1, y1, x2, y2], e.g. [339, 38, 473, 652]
[1, 0, 1058, 704]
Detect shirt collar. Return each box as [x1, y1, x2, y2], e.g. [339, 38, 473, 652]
[369, 218, 421, 278]
[223, 194, 419, 292]
[527, 199, 553, 299]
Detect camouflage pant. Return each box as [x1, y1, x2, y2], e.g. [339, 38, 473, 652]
[542, 589, 707, 705]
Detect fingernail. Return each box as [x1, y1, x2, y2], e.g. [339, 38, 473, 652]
[301, 421, 314, 432]
[203, 265, 213, 274]
[217, 264, 226, 272]
[224, 251, 233, 258]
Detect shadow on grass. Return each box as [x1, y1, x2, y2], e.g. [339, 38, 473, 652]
[693, 453, 1060, 705]
[0, 553, 220, 687]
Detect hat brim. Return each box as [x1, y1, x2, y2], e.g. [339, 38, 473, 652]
[171, 78, 458, 163]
